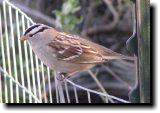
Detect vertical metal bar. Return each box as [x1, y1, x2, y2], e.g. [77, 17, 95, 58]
[55, 73, 65, 103]
[23, 18, 32, 103]
[3, 1, 13, 103]
[41, 63, 47, 103]
[0, 71, 1, 103]
[0, 7, 5, 103]
[27, 20, 37, 103]
[57, 82, 65, 103]
[105, 96, 109, 103]
[54, 71, 59, 103]
[21, 15, 27, 103]
[35, 56, 42, 102]
[16, 10, 25, 103]
[64, 81, 70, 103]
[58, 84, 65, 103]
[0, 67, 41, 103]
[73, 86, 78, 103]
[87, 91, 91, 103]
[9, 5, 19, 103]
[47, 67, 52, 103]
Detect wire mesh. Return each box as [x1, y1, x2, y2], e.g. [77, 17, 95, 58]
[0, 0, 131, 103]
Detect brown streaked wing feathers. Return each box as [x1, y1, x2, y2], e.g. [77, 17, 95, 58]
[47, 33, 105, 64]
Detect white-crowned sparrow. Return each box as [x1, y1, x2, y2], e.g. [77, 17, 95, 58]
[21, 23, 133, 80]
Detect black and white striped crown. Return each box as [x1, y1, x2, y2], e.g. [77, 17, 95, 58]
[24, 23, 51, 37]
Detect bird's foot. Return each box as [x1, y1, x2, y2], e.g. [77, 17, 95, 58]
[56, 73, 68, 81]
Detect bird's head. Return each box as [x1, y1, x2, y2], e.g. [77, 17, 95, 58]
[20, 23, 51, 41]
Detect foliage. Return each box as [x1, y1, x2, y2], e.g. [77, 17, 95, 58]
[53, 0, 82, 33]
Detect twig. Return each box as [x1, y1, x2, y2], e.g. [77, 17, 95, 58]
[81, 0, 119, 36]
[82, 1, 96, 31]
[101, 64, 132, 90]
[88, 70, 114, 103]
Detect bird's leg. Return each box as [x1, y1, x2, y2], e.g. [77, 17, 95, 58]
[56, 72, 68, 81]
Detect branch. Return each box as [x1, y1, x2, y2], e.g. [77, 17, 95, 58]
[88, 70, 114, 103]
[81, 0, 119, 36]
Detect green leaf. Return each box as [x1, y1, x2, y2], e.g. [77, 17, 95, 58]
[52, 0, 82, 32]
[62, 1, 72, 15]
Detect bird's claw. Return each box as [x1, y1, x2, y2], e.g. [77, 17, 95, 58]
[56, 73, 68, 81]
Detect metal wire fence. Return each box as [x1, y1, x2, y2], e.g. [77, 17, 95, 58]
[0, 0, 130, 103]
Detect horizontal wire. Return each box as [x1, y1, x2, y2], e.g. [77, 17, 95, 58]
[2, 0, 131, 104]
[0, 67, 41, 103]
[4, 0, 34, 24]
[66, 79, 130, 103]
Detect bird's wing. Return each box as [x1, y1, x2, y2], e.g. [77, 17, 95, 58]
[47, 32, 105, 64]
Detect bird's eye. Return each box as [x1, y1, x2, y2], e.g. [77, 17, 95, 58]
[29, 34, 33, 37]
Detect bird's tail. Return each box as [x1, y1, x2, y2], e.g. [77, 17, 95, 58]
[102, 54, 135, 61]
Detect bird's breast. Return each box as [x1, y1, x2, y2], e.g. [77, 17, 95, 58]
[28, 41, 95, 73]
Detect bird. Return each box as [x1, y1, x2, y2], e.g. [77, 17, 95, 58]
[21, 23, 133, 80]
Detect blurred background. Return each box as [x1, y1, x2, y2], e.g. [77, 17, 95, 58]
[0, 0, 136, 103]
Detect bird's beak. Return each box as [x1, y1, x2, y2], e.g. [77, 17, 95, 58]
[20, 35, 28, 41]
